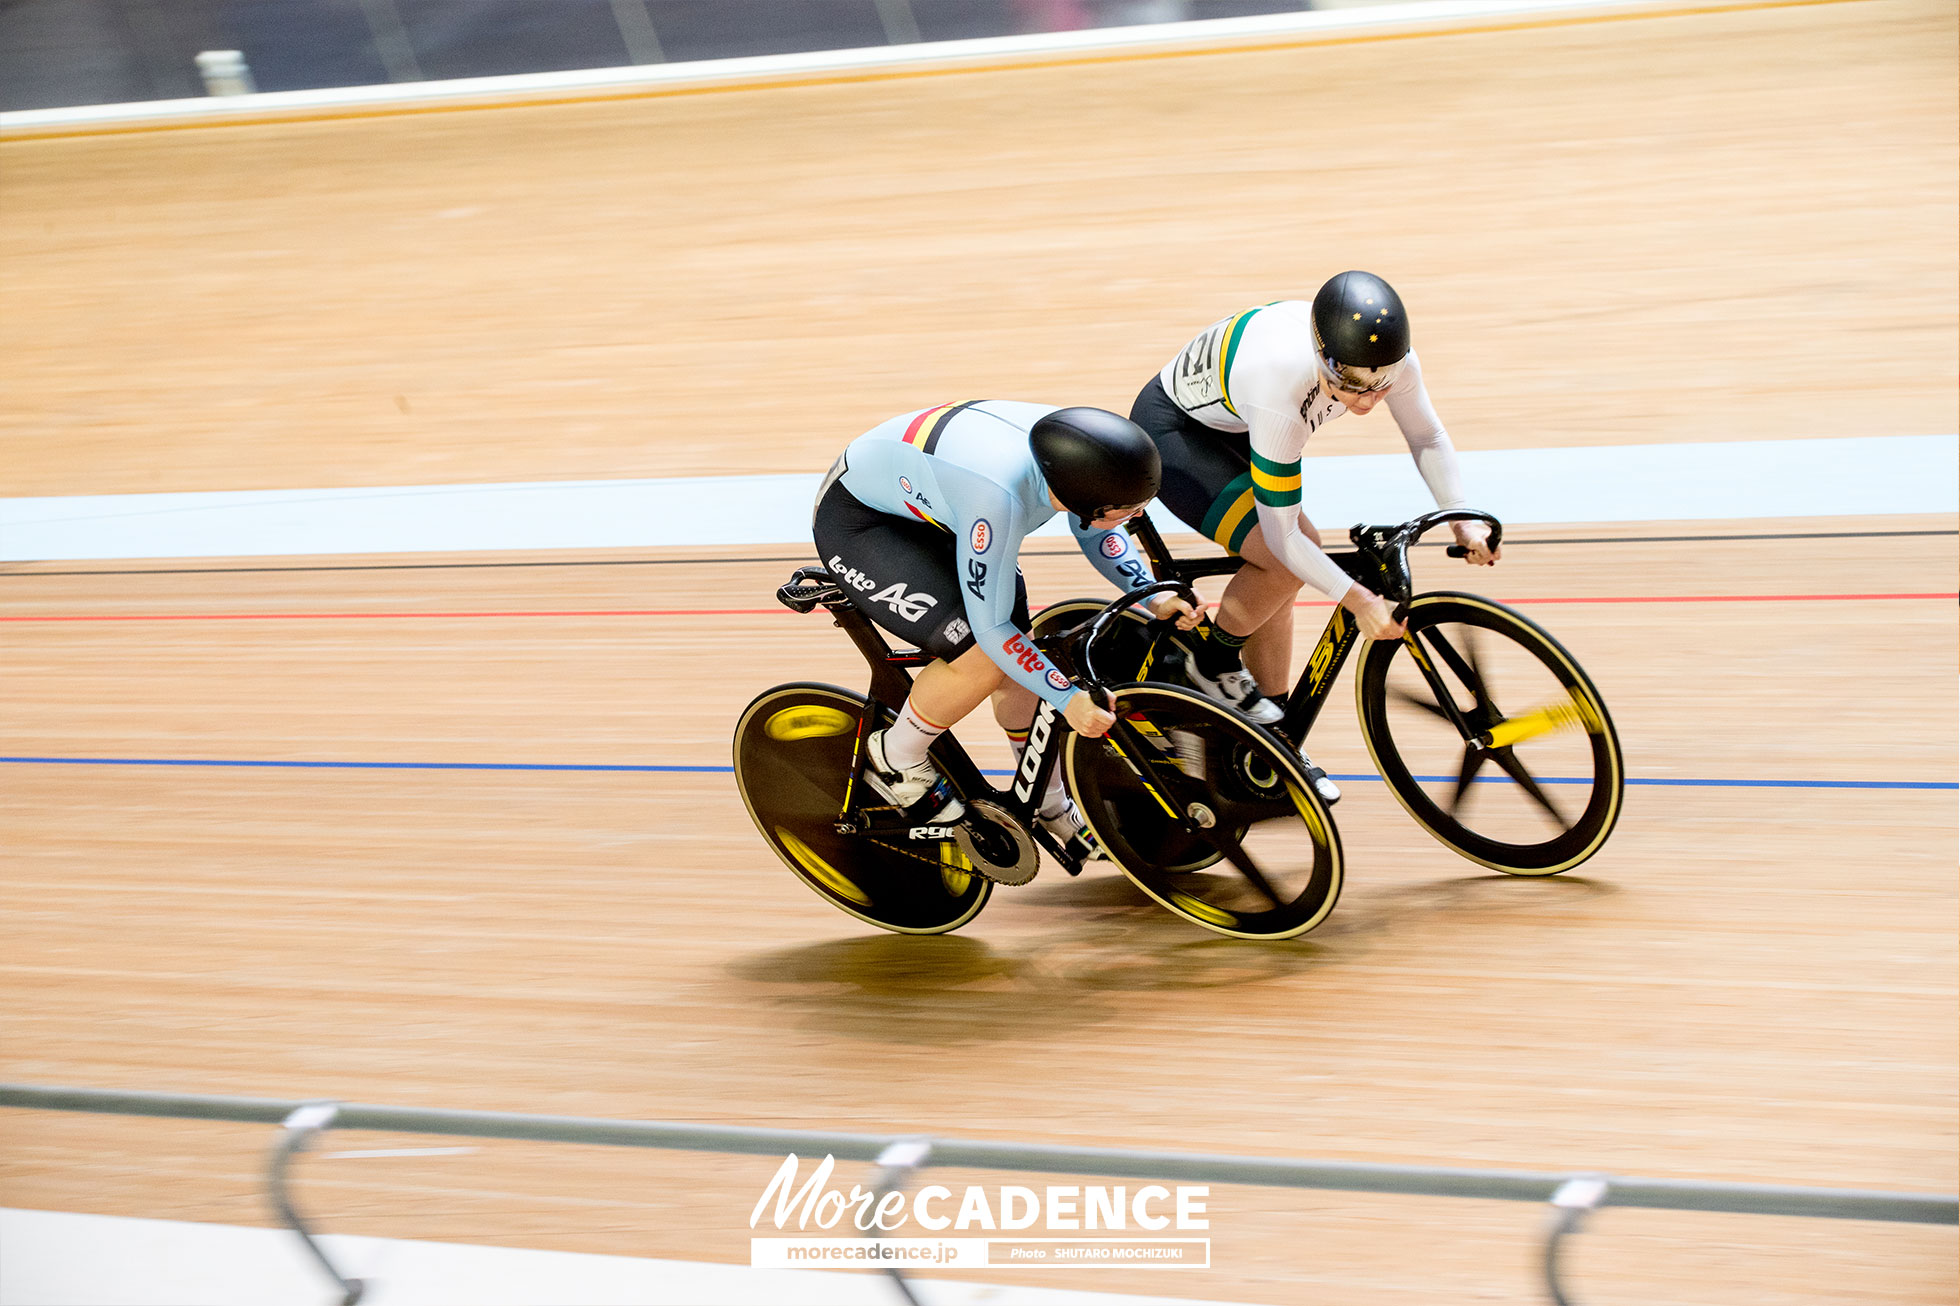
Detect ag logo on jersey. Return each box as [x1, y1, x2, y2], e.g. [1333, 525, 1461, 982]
[1046, 669, 1071, 692]
[1100, 533, 1126, 558]
[969, 519, 992, 554]
[872, 583, 937, 623]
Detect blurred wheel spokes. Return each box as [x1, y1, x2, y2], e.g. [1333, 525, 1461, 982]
[1382, 626, 1589, 842]
[1065, 684, 1342, 938]
[1486, 745, 1570, 828]
[1357, 594, 1624, 875]
[1448, 743, 1489, 815]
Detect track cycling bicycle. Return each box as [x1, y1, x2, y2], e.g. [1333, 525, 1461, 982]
[1030, 509, 1625, 876]
[733, 568, 1343, 939]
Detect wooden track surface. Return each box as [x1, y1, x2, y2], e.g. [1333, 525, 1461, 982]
[1, 0, 1954, 497]
[1, 0, 1956, 1302]
[3, 518, 1954, 1302]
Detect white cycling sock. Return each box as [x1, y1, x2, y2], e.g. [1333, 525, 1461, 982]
[883, 700, 949, 770]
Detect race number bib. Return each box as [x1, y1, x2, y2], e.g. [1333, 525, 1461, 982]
[1168, 313, 1235, 412]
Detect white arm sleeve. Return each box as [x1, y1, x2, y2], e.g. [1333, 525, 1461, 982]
[1238, 412, 1360, 603]
[1384, 350, 1469, 509]
[1251, 497, 1359, 602]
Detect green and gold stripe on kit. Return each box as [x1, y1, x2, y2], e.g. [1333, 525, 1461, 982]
[1250, 448, 1302, 507]
[1214, 307, 1264, 418]
[1200, 471, 1259, 553]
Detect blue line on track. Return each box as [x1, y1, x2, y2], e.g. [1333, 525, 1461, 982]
[0, 757, 1952, 789]
[1619, 776, 1955, 790]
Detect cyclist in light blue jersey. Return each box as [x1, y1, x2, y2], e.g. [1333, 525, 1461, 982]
[813, 401, 1201, 847]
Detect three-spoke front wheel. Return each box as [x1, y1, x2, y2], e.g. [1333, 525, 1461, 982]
[1356, 593, 1624, 875]
[733, 683, 992, 933]
[1065, 683, 1344, 939]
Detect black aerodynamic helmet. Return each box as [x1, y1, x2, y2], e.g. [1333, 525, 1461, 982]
[1030, 406, 1162, 529]
[1311, 270, 1410, 394]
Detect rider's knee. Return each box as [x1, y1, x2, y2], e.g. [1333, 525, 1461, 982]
[1238, 555, 1302, 593]
[973, 659, 1012, 692]
[950, 645, 1009, 687]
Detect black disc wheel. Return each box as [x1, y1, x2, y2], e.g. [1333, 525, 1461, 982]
[1356, 593, 1624, 875]
[1064, 683, 1344, 940]
[733, 683, 991, 934]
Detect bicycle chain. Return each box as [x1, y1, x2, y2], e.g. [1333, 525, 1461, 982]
[864, 836, 966, 872]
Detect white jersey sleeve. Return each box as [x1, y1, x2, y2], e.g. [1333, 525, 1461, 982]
[1228, 315, 1364, 604]
[1382, 350, 1468, 510]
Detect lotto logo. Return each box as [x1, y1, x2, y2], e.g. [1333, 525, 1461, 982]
[1003, 633, 1045, 675]
[1046, 669, 1071, 692]
[970, 519, 992, 553]
[826, 555, 877, 592]
[1100, 533, 1126, 558]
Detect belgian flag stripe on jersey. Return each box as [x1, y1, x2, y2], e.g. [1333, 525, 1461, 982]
[1250, 448, 1302, 507]
[900, 400, 981, 455]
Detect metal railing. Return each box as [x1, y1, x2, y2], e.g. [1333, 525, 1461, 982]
[3, 1082, 1952, 1306]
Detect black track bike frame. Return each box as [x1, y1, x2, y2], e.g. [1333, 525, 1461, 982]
[1120, 509, 1504, 745]
[776, 567, 1249, 878]
[776, 567, 1078, 866]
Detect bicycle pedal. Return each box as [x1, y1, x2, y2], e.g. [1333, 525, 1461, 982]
[1060, 832, 1106, 873]
[849, 804, 912, 832]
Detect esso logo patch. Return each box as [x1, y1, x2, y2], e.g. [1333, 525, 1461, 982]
[899, 476, 914, 495]
[1100, 532, 1126, 558]
[970, 519, 992, 553]
[1046, 669, 1071, 692]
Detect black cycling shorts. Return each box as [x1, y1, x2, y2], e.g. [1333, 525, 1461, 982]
[1130, 376, 1260, 554]
[812, 476, 1029, 661]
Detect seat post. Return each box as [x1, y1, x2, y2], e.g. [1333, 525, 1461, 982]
[820, 598, 917, 712]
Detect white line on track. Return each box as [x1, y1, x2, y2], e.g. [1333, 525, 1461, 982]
[2, 435, 1952, 562]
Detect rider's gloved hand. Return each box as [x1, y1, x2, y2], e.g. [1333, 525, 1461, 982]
[1451, 519, 1501, 566]
[1063, 689, 1118, 739]
[1145, 592, 1206, 631]
[1343, 585, 1407, 641]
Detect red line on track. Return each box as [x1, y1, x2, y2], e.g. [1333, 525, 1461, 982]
[1, 594, 1951, 623]
[1498, 592, 1955, 605]
[0, 608, 777, 622]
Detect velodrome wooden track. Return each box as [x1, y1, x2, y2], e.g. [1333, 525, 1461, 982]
[2, 1, 1955, 1302]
